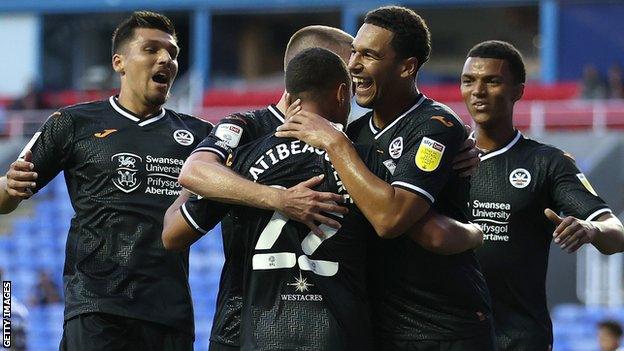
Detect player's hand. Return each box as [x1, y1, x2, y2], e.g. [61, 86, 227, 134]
[545, 208, 598, 253]
[453, 126, 481, 177]
[284, 94, 301, 120]
[275, 110, 345, 150]
[278, 174, 348, 236]
[4, 150, 37, 199]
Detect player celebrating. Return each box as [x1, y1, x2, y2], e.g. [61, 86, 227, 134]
[276, 6, 495, 350]
[164, 47, 483, 350]
[0, 11, 212, 350]
[178, 26, 355, 351]
[177, 23, 482, 351]
[461, 40, 624, 350]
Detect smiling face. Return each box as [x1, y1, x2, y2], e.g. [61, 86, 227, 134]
[113, 27, 179, 110]
[348, 23, 403, 109]
[460, 57, 523, 128]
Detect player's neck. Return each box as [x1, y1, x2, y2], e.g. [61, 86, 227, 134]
[275, 91, 288, 115]
[117, 91, 162, 119]
[475, 121, 516, 153]
[372, 88, 420, 129]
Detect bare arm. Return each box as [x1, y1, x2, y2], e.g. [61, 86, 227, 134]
[408, 211, 483, 255]
[178, 152, 348, 235]
[545, 209, 624, 254]
[0, 151, 37, 214]
[162, 190, 201, 251]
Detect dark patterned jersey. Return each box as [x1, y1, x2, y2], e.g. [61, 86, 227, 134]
[346, 94, 493, 341]
[194, 105, 285, 162]
[469, 131, 611, 350]
[183, 133, 387, 350]
[190, 106, 285, 348]
[26, 96, 212, 335]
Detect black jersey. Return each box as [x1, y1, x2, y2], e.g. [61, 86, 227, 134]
[183, 133, 386, 350]
[26, 96, 212, 335]
[346, 95, 493, 341]
[469, 131, 611, 350]
[191, 106, 285, 348]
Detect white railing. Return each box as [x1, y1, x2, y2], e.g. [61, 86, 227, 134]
[577, 244, 624, 307]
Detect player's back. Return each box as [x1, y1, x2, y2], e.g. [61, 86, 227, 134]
[228, 134, 381, 350]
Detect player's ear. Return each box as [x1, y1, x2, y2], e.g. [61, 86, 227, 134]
[399, 57, 418, 79]
[336, 83, 348, 106]
[112, 53, 125, 75]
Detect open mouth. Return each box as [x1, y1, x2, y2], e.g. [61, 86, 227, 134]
[352, 77, 373, 92]
[152, 72, 169, 85]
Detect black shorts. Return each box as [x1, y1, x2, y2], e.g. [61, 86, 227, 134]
[209, 340, 239, 351]
[377, 334, 497, 351]
[60, 313, 193, 351]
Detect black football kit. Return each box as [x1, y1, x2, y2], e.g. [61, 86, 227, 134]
[191, 105, 285, 350]
[27, 96, 212, 349]
[469, 131, 612, 350]
[347, 94, 494, 348]
[182, 132, 386, 350]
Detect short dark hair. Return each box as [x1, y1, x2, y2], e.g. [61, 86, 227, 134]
[284, 25, 353, 70]
[112, 11, 176, 55]
[599, 320, 624, 338]
[467, 40, 526, 84]
[285, 48, 350, 102]
[364, 6, 431, 69]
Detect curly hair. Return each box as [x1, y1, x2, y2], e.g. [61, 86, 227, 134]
[364, 6, 431, 69]
[467, 40, 526, 84]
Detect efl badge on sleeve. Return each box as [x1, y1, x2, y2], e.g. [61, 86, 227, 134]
[576, 173, 598, 196]
[215, 123, 243, 148]
[415, 137, 445, 172]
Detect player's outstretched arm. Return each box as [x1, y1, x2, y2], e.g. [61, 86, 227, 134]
[0, 151, 37, 214]
[277, 112, 430, 238]
[162, 190, 202, 251]
[178, 152, 347, 236]
[408, 211, 483, 255]
[545, 209, 624, 255]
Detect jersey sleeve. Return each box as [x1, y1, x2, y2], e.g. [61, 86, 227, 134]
[191, 113, 259, 162]
[390, 118, 465, 204]
[548, 150, 611, 221]
[28, 111, 74, 193]
[179, 194, 231, 235]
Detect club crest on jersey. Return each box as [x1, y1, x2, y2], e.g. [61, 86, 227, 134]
[509, 168, 531, 189]
[215, 123, 243, 148]
[576, 173, 598, 196]
[389, 137, 403, 159]
[415, 137, 445, 172]
[173, 129, 194, 146]
[111, 153, 142, 193]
